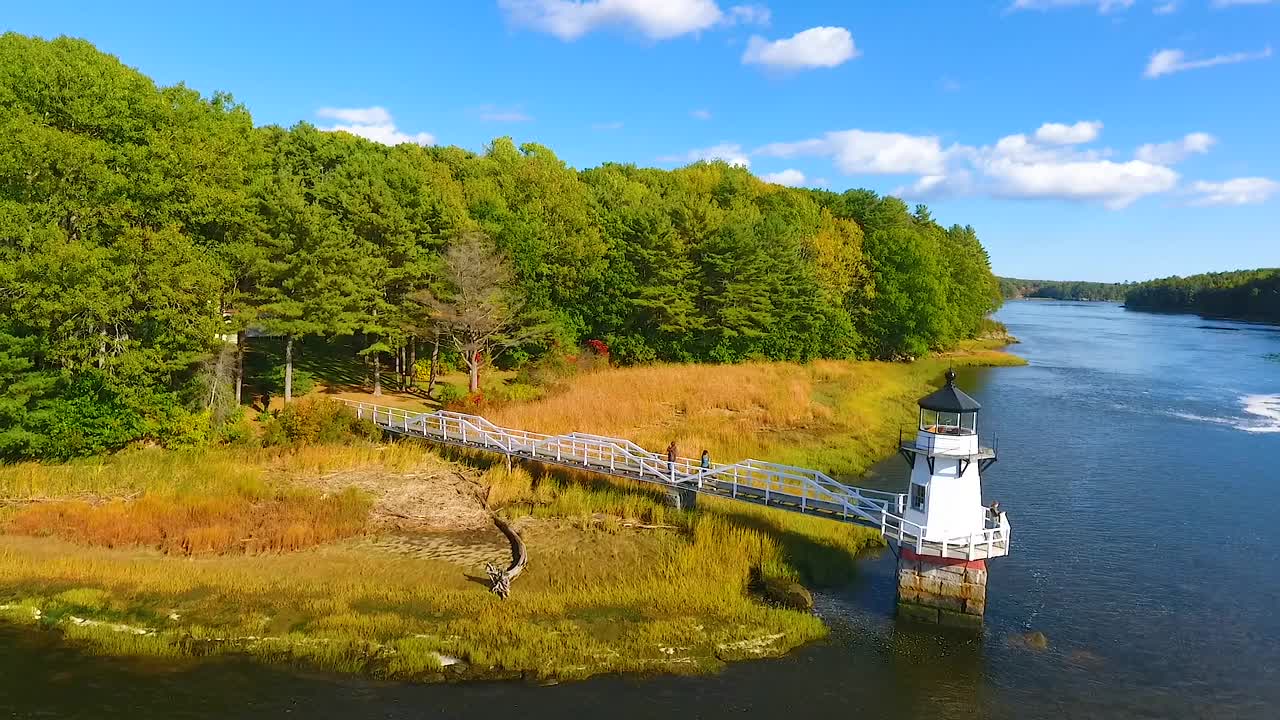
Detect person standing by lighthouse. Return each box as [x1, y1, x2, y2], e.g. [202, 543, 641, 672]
[893, 369, 1010, 628]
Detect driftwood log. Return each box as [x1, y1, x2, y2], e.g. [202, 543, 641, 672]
[486, 513, 527, 599]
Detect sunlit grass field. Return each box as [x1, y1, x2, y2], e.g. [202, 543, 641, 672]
[487, 341, 1023, 479]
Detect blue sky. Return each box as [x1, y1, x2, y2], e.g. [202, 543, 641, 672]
[5, 0, 1279, 281]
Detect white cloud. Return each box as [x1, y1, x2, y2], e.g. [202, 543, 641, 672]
[898, 172, 974, 199]
[1008, 0, 1134, 12]
[316, 107, 393, 125]
[726, 4, 770, 25]
[983, 156, 1177, 209]
[1212, 0, 1278, 7]
[761, 168, 806, 186]
[498, 0, 723, 40]
[1145, 46, 1273, 78]
[315, 106, 435, 146]
[758, 120, 1204, 209]
[592, 120, 624, 130]
[753, 138, 828, 158]
[478, 106, 533, 122]
[1189, 177, 1280, 206]
[749, 120, 1266, 210]
[742, 27, 858, 70]
[1134, 132, 1216, 164]
[956, 130, 1177, 208]
[940, 76, 963, 92]
[1153, 1, 1178, 13]
[659, 143, 750, 167]
[1033, 120, 1103, 145]
[690, 109, 713, 120]
[756, 130, 947, 175]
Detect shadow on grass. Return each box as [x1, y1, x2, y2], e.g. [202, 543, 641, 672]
[242, 335, 446, 410]
[463, 573, 495, 590]
[702, 504, 880, 588]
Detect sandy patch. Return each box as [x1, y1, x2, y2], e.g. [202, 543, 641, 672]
[297, 463, 491, 533]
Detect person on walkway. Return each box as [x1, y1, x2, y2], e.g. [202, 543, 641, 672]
[666, 441, 678, 479]
[700, 449, 711, 471]
[989, 500, 1003, 523]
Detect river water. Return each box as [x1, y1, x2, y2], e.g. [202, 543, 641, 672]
[3, 301, 1279, 719]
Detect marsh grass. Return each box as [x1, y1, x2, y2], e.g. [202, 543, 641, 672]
[487, 347, 1023, 479]
[7, 488, 369, 555]
[0, 349, 1018, 680]
[484, 466, 677, 528]
[0, 445, 879, 680]
[0, 507, 838, 680]
[0, 445, 438, 556]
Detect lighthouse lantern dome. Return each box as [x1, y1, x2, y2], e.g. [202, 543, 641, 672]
[917, 369, 981, 436]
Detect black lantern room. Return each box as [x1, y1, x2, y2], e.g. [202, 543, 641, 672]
[917, 369, 981, 436]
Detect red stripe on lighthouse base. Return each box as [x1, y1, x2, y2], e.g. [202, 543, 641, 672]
[901, 547, 987, 572]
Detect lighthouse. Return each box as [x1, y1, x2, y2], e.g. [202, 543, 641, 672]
[893, 369, 1010, 629]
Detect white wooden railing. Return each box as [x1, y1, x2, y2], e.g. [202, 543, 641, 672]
[335, 399, 1011, 560]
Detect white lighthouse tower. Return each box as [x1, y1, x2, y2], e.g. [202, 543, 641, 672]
[893, 369, 1010, 628]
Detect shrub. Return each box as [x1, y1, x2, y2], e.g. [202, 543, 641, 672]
[215, 408, 255, 446]
[163, 409, 213, 449]
[435, 383, 468, 407]
[602, 335, 658, 365]
[27, 373, 164, 459]
[484, 382, 542, 404]
[514, 352, 576, 387]
[978, 318, 1010, 338]
[260, 399, 381, 446]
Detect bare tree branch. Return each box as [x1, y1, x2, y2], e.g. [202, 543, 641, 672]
[409, 231, 551, 393]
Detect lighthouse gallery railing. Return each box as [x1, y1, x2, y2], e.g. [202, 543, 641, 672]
[334, 399, 1011, 561]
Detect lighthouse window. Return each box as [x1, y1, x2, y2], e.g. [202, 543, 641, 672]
[910, 483, 926, 511]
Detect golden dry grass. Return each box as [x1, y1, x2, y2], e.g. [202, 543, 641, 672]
[6, 488, 368, 555]
[0, 444, 442, 502]
[0, 445, 454, 556]
[488, 345, 1023, 478]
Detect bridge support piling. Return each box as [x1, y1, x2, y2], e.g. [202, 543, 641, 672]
[896, 548, 986, 630]
[664, 486, 697, 511]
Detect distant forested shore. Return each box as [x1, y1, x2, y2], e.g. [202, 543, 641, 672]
[998, 278, 1130, 302]
[0, 34, 1004, 461]
[1123, 269, 1280, 322]
[1000, 270, 1280, 323]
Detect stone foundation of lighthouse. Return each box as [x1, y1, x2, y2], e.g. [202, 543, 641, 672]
[896, 548, 987, 630]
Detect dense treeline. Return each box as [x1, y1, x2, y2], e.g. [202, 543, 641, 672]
[0, 34, 1002, 460]
[998, 277, 1129, 301]
[1124, 269, 1280, 321]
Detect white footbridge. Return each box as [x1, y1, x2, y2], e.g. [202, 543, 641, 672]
[334, 399, 1010, 561]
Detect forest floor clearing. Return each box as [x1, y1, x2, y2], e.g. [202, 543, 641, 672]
[0, 345, 1022, 682]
